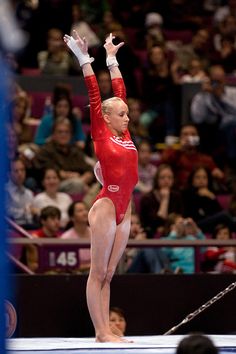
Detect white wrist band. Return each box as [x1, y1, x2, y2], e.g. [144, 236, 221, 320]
[67, 36, 94, 66]
[106, 56, 119, 68]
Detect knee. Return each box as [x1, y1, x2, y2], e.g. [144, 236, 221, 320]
[89, 266, 107, 284]
[104, 267, 116, 284]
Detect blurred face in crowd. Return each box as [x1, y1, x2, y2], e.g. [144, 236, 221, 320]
[43, 169, 60, 194]
[54, 98, 70, 118]
[157, 166, 174, 189]
[215, 227, 231, 240]
[97, 71, 111, 96]
[52, 121, 72, 146]
[149, 46, 165, 65]
[130, 213, 141, 239]
[127, 99, 141, 124]
[192, 168, 208, 189]
[192, 29, 209, 50]
[72, 202, 89, 225]
[42, 216, 60, 236]
[180, 125, 199, 149]
[10, 160, 26, 186]
[47, 28, 64, 53]
[138, 142, 151, 166]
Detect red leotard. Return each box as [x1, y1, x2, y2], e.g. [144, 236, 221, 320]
[85, 75, 138, 224]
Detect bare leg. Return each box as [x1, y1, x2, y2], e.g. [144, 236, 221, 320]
[87, 198, 121, 342]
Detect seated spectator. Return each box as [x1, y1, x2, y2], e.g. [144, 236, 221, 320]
[60, 201, 91, 273]
[140, 164, 184, 238]
[37, 28, 80, 76]
[25, 206, 61, 272]
[202, 223, 236, 273]
[162, 213, 206, 274]
[5, 158, 38, 229]
[161, 123, 225, 189]
[140, 45, 179, 142]
[33, 167, 72, 228]
[109, 307, 127, 337]
[213, 14, 236, 52]
[32, 117, 94, 194]
[135, 140, 158, 194]
[34, 84, 86, 149]
[212, 35, 236, 74]
[182, 166, 234, 232]
[180, 58, 208, 83]
[190, 64, 236, 167]
[126, 212, 169, 274]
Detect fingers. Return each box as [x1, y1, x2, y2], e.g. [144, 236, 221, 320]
[63, 34, 71, 43]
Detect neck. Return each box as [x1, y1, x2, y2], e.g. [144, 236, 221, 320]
[46, 190, 57, 198]
[74, 223, 89, 236]
[42, 227, 56, 238]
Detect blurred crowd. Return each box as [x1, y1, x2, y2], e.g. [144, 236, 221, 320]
[4, 0, 236, 275]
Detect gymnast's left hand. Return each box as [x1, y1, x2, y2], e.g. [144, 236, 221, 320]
[103, 33, 124, 57]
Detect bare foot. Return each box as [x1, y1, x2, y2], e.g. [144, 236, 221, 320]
[95, 333, 132, 343]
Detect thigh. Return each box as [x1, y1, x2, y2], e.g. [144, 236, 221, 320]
[107, 202, 132, 271]
[88, 198, 117, 271]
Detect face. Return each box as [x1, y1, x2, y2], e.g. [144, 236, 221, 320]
[97, 71, 111, 96]
[42, 216, 60, 235]
[193, 29, 209, 49]
[109, 311, 126, 335]
[106, 100, 129, 135]
[10, 160, 26, 186]
[128, 100, 141, 123]
[13, 98, 27, 122]
[43, 169, 60, 192]
[216, 227, 231, 240]
[53, 122, 72, 146]
[72, 202, 88, 224]
[47, 29, 63, 52]
[189, 59, 202, 76]
[149, 46, 165, 65]
[157, 167, 174, 189]
[138, 142, 151, 165]
[180, 125, 199, 148]
[192, 168, 208, 189]
[55, 99, 70, 117]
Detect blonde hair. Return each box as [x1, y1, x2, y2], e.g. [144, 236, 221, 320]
[101, 97, 125, 115]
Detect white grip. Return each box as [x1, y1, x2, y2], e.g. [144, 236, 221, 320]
[67, 36, 94, 66]
[106, 56, 119, 68]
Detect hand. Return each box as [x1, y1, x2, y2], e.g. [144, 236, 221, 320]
[104, 33, 124, 57]
[159, 188, 170, 200]
[184, 218, 199, 236]
[198, 187, 215, 199]
[63, 30, 94, 66]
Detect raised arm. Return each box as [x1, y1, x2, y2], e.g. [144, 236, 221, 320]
[104, 33, 126, 101]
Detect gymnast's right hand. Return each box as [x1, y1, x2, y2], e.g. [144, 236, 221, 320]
[63, 30, 94, 67]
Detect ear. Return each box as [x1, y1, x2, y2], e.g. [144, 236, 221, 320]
[103, 113, 111, 124]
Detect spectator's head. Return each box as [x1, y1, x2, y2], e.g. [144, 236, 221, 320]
[148, 45, 166, 66]
[11, 92, 30, 123]
[188, 166, 213, 190]
[109, 307, 127, 336]
[138, 140, 152, 166]
[52, 117, 72, 146]
[130, 212, 142, 239]
[53, 95, 73, 119]
[97, 70, 112, 98]
[46, 28, 64, 54]
[68, 201, 89, 226]
[179, 124, 200, 150]
[209, 65, 226, 97]
[154, 164, 174, 190]
[42, 167, 61, 194]
[127, 98, 142, 124]
[9, 158, 26, 186]
[212, 224, 232, 240]
[40, 206, 61, 236]
[192, 28, 209, 51]
[176, 334, 218, 354]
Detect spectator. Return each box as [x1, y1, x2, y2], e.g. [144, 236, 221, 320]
[34, 84, 86, 149]
[203, 223, 236, 273]
[180, 58, 208, 83]
[176, 333, 218, 354]
[60, 201, 91, 273]
[32, 117, 94, 194]
[161, 123, 225, 189]
[182, 166, 234, 233]
[140, 164, 184, 237]
[127, 98, 148, 146]
[162, 213, 206, 274]
[109, 307, 127, 337]
[25, 206, 61, 272]
[6, 158, 38, 229]
[190, 64, 236, 167]
[135, 140, 158, 194]
[37, 28, 80, 76]
[33, 167, 72, 229]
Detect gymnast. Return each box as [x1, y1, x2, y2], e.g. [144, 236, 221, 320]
[64, 31, 138, 342]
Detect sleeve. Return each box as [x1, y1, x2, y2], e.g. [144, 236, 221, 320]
[84, 75, 106, 141]
[34, 115, 52, 145]
[112, 78, 127, 103]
